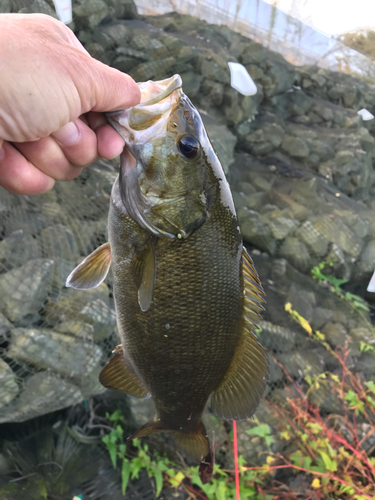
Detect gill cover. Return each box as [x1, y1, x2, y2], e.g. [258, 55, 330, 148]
[107, 75, 209, 240]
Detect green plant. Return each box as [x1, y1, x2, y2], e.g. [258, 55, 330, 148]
[311, 261, 370, 312]
[101, 410, 270, 499]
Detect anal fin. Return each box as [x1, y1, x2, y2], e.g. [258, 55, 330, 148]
[66, 242, 111, 289]
[99, 348, 150, 399]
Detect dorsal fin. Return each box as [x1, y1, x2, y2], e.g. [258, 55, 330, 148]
[210, 319, 269, 420]
[242, 248, 266, 323]
[210, 248, 269, 421]
[99, 347, 150, 399]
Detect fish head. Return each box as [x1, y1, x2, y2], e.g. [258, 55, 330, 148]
[107, 74, 219, 239]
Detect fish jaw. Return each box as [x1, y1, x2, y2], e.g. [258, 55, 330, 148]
[106, 74, 183, 150]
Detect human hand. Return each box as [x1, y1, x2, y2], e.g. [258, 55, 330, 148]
[0, 13, 140, 195]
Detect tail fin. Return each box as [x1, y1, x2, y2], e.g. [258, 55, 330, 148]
[129, 419, 210, 463]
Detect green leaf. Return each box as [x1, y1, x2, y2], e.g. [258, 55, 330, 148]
[108, 409, 123, 422]
[102, 436, 117, 469]
[121, 459, 131, 495]
[319, 451, 337, 472]
[246, 424, 272, 438]
[365, 380, 375, 393]
[153, 468, 164, 497]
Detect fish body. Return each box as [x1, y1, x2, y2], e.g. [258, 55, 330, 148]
[66, 75, 269, 473]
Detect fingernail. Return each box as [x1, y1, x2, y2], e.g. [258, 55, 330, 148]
[53, 121, 80, 146]
[0, 147, 5, 161]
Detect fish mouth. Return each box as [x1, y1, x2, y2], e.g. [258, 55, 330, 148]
[106, 74, 183, 146]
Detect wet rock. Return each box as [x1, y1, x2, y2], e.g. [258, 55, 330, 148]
[313, 215, 362, 259]
[277, 349, 325, 380]
[77, 299, 117, 341]
[349, 327, 375, 345]
[0, 372, 83, 423]
[264, 216, 298, 240]
[357, 239, 375, 274]
[256, 320, 296, 353]
[74, 0, 109, 29]
[239, 209, 276, 254]
[0, 313, 12, 340]
[287, 284, 316, 323]
[0, 360, 19, 409]
[308, 378, 343, 415]
[295, 221, 329, 258]
[0, 230, 41, 272]
[322, 322, 361, 357]
[0, 259, 54, 323]
[180, 72, 203, 97]
[55, 320, 95, 340]
[311, 307, 333, 331]
[107, 0, 138, 19]
[278, 237, 311, 273]
[281, 136, 309, 158]
[8, 328, 103, 377]
[201, 114, 236, 174]
[130, 57, 175, 82]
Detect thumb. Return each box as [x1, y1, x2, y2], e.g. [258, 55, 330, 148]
[74, 56, 141, 113]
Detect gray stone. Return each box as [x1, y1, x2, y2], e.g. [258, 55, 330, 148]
[0, 360, 19, 409]
[358, 240, 375, 274]
[107, 0, 138, 19]
[0, 259, 54, 323]
[308, 378, 343, 415]
[55, 320, 95, 340]
[201, 79, 224, 107]
[131, 37, 167, 59]
[78, 299, 117, 341]
[311, 307, 333, 331]
[287, 284, 316, 323]
[0, 313, 12, 340]
[202, 114, 236, 174]
[241, 42, 266, 65]
[296, 221, 329, 258]
[8, 328, 103, 377]
[313, 215, 362, 259]
[130, 57, 175, 82]
[85, 43, 112, 65]
[278, 349, 325, 380]
[256, 320, 296, 353]
[278, 237, 311, 272]
[349, 327, 375, 345]
[322, 322, 361, 357]
[0, 372, 83, 423]
[180, 72, 203, 98]
[200, 57, 230, 84]
[74, 0, 109, 28]
[281, 136, 309, 158]
[0, 230, 41, 272]
[239, 209, 276, 254]
[264, 216, 298, 240]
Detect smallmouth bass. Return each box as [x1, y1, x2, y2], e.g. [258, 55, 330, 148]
[66, 74, 269, 482]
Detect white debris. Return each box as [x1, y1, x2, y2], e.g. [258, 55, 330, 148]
[53, 0, 72, 24]
[358, 108, 374, 121]
[228, 62, 258, 96]
[367, 271, 375, 292]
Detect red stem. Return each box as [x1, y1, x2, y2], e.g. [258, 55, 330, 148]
[233, 420, 240, 500]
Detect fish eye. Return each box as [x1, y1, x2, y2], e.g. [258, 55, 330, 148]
[177, 135, 200, 159]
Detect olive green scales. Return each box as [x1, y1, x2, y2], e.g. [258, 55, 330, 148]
[67, 75, 269, 469]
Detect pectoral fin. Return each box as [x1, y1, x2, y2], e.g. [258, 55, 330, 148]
[210, 248, 269, 421]
[99, 347, 150, 399]
[66, 242, 111, 289]
[131, 237, 156, 312]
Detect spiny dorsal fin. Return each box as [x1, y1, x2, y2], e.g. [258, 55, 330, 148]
[210, 250, 268, 421]
[131, 237, 156, 312]
[66, 242, 111, 289]
[242, 247, 266, 322]
[99, 348, 150, 399]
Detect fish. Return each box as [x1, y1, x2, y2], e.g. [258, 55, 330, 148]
[66, 74, 269, 482]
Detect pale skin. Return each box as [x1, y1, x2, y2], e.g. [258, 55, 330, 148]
[0, 13, 141, 195]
